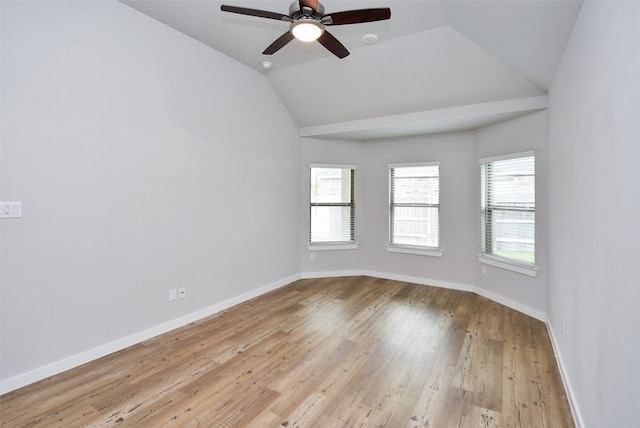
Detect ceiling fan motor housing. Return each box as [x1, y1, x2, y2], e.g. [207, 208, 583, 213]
[289, 1, 325, 20]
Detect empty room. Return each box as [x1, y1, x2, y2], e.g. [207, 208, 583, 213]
[1, 0, 638, 427]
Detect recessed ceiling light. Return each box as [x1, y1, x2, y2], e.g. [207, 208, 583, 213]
[362, 33, 378, 44]
[261, 61, 272, 70]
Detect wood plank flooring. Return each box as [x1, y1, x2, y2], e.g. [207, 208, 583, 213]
[0, 276, 575, 427]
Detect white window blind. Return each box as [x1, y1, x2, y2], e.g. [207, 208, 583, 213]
[481, 153, 535, 266]
[310, 166, 355, 243]
[389, 163, 440, 249]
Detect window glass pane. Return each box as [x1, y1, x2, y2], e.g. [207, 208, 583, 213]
[491, 157, 535, 208]
[310, 166, 354, 244]
[389, 164, 440, 248]
[392, 206, 439, 247]
[311, 168, 352, 203]
[311, 206, 352, 242]
[481, 155, 535, 266]
[490, 209, 535, 264]
[393, 166, 439, 204]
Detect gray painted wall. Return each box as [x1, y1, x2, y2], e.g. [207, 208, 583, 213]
[547, 1, 640, 426]
[359, 132, 476, 288]
[1, 1, 300, 386]
[474, 111, 548, 313]
[299, 138, 366, 274]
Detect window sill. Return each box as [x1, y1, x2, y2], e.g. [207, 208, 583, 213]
[308, 243, 358, 251]
[387, 245, 443, 257]
[478, 254, 538, 277]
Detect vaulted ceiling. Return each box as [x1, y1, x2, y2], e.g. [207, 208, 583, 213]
[121, 0, 583, 140]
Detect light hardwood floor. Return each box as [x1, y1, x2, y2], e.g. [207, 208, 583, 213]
[0, 276, 575, 427]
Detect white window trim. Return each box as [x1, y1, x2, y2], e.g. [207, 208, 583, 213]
[308, 242, 359, 251]
[387, 161, 440, 169]
[310, 163, 357, 169]
[387, 244, 443, 257]
[388, 162, 441, 253]
[478, 150, 535, 165]
[478, 254, 538, 277]
[479, 152, 536, 272]
[309, 164, 356, 246]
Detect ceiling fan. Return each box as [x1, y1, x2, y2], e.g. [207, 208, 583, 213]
[220, 0, 391, 58]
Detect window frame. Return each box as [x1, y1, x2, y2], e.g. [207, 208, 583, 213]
[387, 162, 443, 257]
[308, 164, 357, 250]
[479, 151, 538, 276]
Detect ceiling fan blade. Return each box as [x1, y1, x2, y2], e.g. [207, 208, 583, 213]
[220, 5, 292, 22]
[299, 0, 318, 13]
[325, 8, 391, 25]
[263, 31, 295, 55]
[317, 30, 350, 59]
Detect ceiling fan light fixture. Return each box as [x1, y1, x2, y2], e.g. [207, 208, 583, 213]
[291, 20, 324, 42]
[221, 2, 391, 58]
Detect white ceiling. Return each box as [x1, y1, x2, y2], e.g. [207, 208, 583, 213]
[121, 0, 583, 140]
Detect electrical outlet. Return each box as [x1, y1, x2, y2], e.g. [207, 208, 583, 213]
[481, 265, 487, 276]
[561, 319, 565, 335]
[178, 288, 186, 299]
[310, 252, 315, 261]
[0, 201, 22, 219]
[169, 288, 177, 302]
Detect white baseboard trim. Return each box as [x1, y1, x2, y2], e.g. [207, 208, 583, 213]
[300, 270, 473, 294]
[472, 286, 545, 321]
[301, 269, 544, 321]
[545, 319, 585, 428]
[362, 270, 474, 293]
[0, 273, 300, 395]
[300, 270, 365, 279]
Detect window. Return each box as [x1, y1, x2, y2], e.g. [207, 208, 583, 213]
[388, 163, 441, 254]
[309, 165, 355, 245]
[480, 152, 535, 267]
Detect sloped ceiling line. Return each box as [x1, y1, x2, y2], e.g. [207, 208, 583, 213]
[299, 95, 548, 141]
[120, 1, 582, 139]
